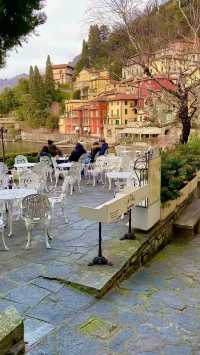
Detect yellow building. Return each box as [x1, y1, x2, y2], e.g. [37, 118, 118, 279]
[122, 41, 200, 81]
[73, 69, 119, 100]
[104, 93, 138, 143]
[59, 99, 88, 134]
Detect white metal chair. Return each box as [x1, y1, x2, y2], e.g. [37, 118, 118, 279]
[0, 173, 9, 189]
[51, 158, 65, 186]
[88, 158, 106, 186]
[40, 156, 53, 182]
[0, 162, 8, 175]
[32, 162, 50, 192]
[21, 194, 52, 249]
[0, 218, 8, 250]
[14, 155, 28, 165]
[49, 175, 70, 223]
[66, 162, 82, 195]
[0, 202, 8, 251]
[19, 171, 41, 192]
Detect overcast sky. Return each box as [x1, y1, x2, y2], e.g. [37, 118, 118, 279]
[1, 0, 90, 79]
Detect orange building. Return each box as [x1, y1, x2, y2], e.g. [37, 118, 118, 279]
[62, 97, 107, 136]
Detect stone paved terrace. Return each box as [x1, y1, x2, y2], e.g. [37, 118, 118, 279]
[0, 183, 200, 353]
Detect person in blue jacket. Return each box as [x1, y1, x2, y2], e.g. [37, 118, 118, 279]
[99, 139, 108, 155]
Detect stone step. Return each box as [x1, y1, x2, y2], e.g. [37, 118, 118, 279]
[174, 199, 200, 235]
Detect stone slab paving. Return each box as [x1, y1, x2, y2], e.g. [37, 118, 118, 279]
[0, 183, 200, 353]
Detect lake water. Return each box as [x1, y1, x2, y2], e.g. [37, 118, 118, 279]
[1, 141, 73, 156]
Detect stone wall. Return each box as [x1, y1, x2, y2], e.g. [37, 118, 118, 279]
[98, 184, 197, 297]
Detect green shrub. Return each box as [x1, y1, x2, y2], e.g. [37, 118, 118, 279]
[0, 152, 38, 168]
[161, 136, 200, 203]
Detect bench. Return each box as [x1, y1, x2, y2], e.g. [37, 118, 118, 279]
[174, 199, 200, 237]
[79, 184, 148, 266]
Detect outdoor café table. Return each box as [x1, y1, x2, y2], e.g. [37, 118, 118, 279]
[14, 162, 36, 169]
[0, 188, 36, 237]
[106, 171, 133, 191]
[57, 162, 72, 169]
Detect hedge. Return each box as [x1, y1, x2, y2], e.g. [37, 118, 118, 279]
[0, 152, 38, 169]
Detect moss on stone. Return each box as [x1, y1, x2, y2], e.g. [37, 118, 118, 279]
[79, 316, 118, 339]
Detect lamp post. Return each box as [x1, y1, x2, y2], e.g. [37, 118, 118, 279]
[0, 127, 7, 163]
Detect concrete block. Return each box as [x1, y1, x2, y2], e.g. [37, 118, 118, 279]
[0, 306, 24, 355]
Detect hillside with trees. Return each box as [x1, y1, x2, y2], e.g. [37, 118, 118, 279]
[0, 56, 69, 129]
[75, 0, 197, 79]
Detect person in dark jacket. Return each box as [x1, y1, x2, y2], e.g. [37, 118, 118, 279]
[38, 145, 51, 159]
[99, 139, 108, 155]
[68, 143, 86, 162]
[90, 141, 101, 163]
[47, 140, 62, 157]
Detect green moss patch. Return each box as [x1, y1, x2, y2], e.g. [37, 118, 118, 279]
[79, 316, 118, 339]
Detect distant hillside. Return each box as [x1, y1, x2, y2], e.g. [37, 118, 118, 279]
[0, 73, 28, 92]
[69, 55, 81, 68]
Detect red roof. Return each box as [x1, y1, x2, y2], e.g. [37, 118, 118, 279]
[52, 64, 74, 70]
[107, 93, 139, 101]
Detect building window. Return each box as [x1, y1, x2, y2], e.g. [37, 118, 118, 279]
[125, 120, 128, 125]
[117, 109, 119, 116]
[115, 120, 119, 125]
[125, 100, 128, 105]
[125, 109, 128, 115]
[134, 109, 137, 114]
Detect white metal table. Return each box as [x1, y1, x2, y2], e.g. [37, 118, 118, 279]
[14, 162, 36, 169]
[106, 171, 133, 191]
[57, 162, 72, 169]
[0, 188, 36, 237]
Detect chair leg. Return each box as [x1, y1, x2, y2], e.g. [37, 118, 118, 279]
[1, 229, 9, 251]
[26, 226, 31, 249]
[61, 202, 69, 224]
[78, 180, 82, 193]
[45, 228, 51, 249]
[93, 175, 96, 187]
[47, 229, 53, 240]
[70, 183, 73, 195]
[108, 178, 112, 191]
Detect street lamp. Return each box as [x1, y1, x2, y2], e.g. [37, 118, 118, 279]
[0, 127, 7, 163]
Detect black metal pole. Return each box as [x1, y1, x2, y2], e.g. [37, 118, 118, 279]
[0, 128, 6, 163]
[121, 208, 135, 240]
[128, 208, 132, 234]
[88, 222, 112, 266]
[98, 222, 102, 257]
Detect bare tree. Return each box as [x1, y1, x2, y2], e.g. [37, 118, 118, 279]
[88, 0, 200, 143]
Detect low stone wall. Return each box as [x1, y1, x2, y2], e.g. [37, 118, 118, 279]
[0, 307, 24, 355]
[98, 179, 198, 297]
[160, 176, 198, 220]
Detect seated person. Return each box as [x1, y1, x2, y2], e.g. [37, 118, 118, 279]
[90, 141, 101, 163]
[99, 139, 108, 155]
[47, 140, 62, 157]
[38, 145, 51, 159]
[68, 143, 86, 162]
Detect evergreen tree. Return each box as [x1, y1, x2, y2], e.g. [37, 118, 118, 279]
[29, 65, 34, 94]
[81, 40, 90, 68]
[45, 55, 55, 100]
[88, 25, 102, 66]
[99, 25, 109, 41]
[33, 65, 45, 107]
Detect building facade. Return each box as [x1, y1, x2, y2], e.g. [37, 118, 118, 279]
[52, 64, 74, 86]
[60, 98, 107, 136]
[122, 41, 200, 81]
[73, 69, 120, 100]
